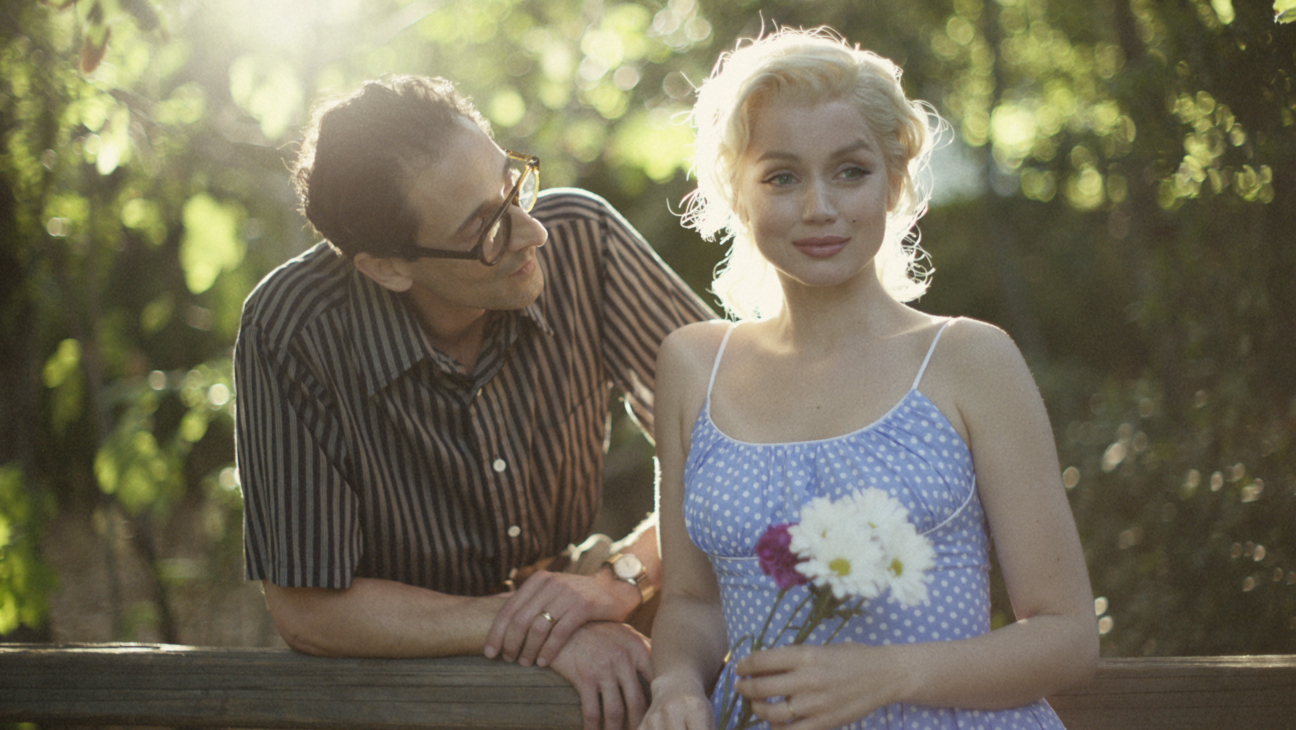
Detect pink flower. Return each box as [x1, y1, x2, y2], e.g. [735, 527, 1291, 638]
[755, 523, 809, 590]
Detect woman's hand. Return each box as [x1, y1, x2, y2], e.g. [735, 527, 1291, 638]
[638, 673, 716, 730]
[735, 643, 910, 730]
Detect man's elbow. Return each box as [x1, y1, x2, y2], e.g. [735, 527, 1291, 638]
[263, 581, 343, 657]
[273, 617, 337, 656]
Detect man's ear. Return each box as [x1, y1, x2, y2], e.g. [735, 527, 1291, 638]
[353, 252, 414, 293]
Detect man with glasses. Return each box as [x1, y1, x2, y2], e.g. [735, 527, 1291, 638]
[233, 75, 713, 730]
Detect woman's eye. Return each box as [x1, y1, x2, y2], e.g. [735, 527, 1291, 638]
[766, 172, 796, 186]
[840, 166, 869, 180]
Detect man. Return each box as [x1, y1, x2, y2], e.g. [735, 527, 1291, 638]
[233, 75, 713, 730]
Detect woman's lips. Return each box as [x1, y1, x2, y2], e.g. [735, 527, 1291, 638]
[793, 236, 849, 258]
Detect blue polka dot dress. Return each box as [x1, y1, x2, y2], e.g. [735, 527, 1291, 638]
[683, 321, 1067, 730]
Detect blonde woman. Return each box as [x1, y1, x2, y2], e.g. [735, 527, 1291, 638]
[641, 28, 1097, 730]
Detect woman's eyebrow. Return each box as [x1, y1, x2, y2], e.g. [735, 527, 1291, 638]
[754, 139, 877, 164]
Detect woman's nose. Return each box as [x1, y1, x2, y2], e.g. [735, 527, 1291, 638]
[801, 179, 837, 222]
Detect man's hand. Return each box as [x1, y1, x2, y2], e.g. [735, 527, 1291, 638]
[485, 569, 638, 667]
[548, 621, 652, 730]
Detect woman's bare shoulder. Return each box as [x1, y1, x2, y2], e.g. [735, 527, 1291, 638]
[918, 317, 1037, 437]
[931, 317, 1026, 376]
[656, 321, 733, 453]
[660, 319, 734, 372]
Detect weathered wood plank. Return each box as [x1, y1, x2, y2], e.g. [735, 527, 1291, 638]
[0, 643, 582, 729]
[3, 644, 1295, 730]
[1047, 655, 1296, 730]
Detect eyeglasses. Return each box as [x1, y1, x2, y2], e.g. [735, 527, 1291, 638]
[401, 150, 541, 266]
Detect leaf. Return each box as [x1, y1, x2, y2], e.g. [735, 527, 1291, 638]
[487, 87, 527, 128]
[41, 339, 82, 389]
[179, 194, 245, 294]
[1277, 0, 1296, 22]
[228, 55, 303, 140]
[610, 109, 693, 182]
[0, 466, 54, 635]
[42, 339, 85, 433]
[95, 429, 168, 514]
[79, 26, 111, 73]
[95, 103, 132, 175]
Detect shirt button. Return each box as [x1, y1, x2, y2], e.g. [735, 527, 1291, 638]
[492, 458, 507, 473]
[507, 525, 521, 538]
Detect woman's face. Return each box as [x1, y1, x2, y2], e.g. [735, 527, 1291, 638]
[734, 94, 893, 295]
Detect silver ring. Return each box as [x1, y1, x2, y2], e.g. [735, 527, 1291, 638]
[539, 610, 557, 624]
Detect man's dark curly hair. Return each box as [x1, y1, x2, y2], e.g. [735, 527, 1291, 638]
[293, 75, 491, 259]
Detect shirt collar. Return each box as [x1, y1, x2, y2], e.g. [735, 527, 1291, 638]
[518, 298, 554, 337]
[347, 269, 554, 395]
[347, 271, 432, 395]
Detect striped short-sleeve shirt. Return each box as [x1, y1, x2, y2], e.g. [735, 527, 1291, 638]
[234, 188, 714, 597]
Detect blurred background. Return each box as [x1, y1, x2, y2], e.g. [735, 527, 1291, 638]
[1, 0, 1292, 657]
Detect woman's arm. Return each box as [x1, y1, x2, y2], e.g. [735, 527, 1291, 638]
[736, 320, 1097, 729]
[639, 325, 732, 730]
[896, 321, 1097, 703]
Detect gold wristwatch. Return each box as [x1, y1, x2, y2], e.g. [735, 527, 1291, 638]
[605, 552, 654, 605]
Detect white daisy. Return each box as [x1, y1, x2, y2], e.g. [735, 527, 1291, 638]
[787, 488, 934, 603]
[877, 519, 936, 607]
[794, 523, 887, 599]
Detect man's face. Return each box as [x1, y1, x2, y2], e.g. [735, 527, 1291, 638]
[377, 117, 548, 316]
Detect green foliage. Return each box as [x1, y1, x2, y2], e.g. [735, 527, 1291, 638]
[94, 362, 234, 515]
[1277, 0, 1296, 24]
[179, 194, 245, 295]
[42, 339, 86, 434]
[0, 467, 56, 635]
[1, 0, 1292, 653]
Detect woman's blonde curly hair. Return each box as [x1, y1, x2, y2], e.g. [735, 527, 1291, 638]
[683, 27, 941, 320]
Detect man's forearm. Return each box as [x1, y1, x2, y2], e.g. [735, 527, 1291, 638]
[263, 577, 509, 657]
[611, 513, 662, 605]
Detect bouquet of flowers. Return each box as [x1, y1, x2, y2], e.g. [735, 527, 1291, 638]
[717, 488, 937, 730]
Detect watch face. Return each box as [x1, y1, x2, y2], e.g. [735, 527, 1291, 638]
[614, 553, 644, 579]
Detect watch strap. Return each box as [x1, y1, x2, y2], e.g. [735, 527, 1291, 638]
[605, 552, 654, 605]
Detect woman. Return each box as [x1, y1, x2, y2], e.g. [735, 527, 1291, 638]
[641, 28, 1097, 730]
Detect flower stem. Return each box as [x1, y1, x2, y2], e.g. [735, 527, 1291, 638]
[718, 591, 869, 729]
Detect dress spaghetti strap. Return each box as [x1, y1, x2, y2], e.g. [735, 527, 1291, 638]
[909, 317, 975, 536]
[912, 318, 957, 391]
[706, 323, 739, 403]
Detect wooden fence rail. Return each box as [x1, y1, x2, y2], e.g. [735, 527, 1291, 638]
[2, 644, 1295, 729]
